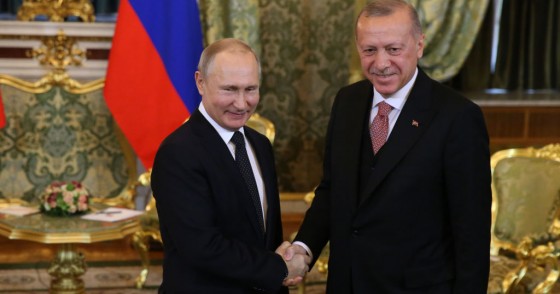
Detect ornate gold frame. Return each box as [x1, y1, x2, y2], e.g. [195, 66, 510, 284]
[0, 30, 103, 94]
[17, 0, 96, 22]
[490, 143, 560, 254]
[247, 112, 276, 144]
[490, 143, 560, 293]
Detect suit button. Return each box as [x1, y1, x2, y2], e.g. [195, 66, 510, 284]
[352, 229, 359, 236]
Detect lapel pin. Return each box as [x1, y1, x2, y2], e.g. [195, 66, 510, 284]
[412, 120, 419, 127]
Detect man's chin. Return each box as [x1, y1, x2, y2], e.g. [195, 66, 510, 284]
[372, 84, 398, 97]
[223, 119, 249, 131]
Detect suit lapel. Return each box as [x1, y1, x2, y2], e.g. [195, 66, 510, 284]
[191, 111, 265, 237]
[190, 111, 233, 170]
[359, 69, 438, 206]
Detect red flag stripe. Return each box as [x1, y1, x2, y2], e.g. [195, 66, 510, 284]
[104, 0, 190, 169]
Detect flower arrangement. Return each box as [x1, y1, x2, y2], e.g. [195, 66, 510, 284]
[39, 181, 91, 216]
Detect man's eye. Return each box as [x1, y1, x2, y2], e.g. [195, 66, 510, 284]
[362, 48, 375, 56]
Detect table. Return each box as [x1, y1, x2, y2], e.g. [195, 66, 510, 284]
[0, 205, 141, 294]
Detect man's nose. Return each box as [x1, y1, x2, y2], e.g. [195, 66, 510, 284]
[375, 51, 391, 70]
[232, 92, 247, 108]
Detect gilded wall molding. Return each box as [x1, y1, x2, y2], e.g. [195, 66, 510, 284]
[17, 0, 95, 22]
[0, 21, 113, 81]
[0, 21, 114, 38]
[0, 30, 103, 94]
[0, 34, 112, 42]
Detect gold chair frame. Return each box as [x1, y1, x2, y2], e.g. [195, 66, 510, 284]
[490, 143, 560, 293]
[0, 30, 137, 208]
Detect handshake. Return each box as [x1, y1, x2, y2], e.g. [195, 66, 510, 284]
[275, 241, 312, 286]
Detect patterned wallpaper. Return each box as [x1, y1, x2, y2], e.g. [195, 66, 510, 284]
[257, 0, 356, 191]
[0, 85, 131, 202]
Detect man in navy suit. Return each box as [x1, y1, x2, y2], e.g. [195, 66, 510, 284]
[286, 0, 492, 293]
[152, 38, 309, 293]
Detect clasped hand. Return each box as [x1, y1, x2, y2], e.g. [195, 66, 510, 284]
[275, 241, 311, 286]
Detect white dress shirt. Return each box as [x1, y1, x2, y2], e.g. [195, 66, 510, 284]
[369, 68, 418, 139]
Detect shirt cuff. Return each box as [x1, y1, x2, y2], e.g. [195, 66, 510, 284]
[292, 241, 313, 260]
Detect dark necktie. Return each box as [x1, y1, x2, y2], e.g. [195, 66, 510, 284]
[231, 131, 265, 233]
[370, 101, 393, 154]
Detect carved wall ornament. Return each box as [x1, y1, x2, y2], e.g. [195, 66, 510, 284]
[17, 0, 95, 22]
[30, 30, 85, 70]
[536, 143, 560, 161]
[14, 30, 97, 93]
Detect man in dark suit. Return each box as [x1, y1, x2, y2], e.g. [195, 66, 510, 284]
[286, 0, 492, 293]
[151, 38, 309, 293]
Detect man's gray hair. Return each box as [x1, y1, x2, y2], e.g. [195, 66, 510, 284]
[357, 0, 423, 37]
[197, 38, 261, 78]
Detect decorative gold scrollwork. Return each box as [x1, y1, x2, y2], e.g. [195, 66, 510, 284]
[48, 244, 87, 293]
[17, 0, 95, 22]
[501, 237, 560, 294]
[536, 143, 560, 161]
[0, 30, 103, 94]
[30, 30, 85, 72]
[28, 30, 87, 92]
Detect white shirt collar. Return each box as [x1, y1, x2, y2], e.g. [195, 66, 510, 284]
[198, 103, 244, 145]
[372, 67, 418, 111]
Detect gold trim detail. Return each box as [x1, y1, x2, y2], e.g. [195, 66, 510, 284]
[48, 243, 86, 293]
[0, 34, 112, 42]
[279, 192, 307, 202]
[490, 143, 560, 293]
[0, 217, 140, 243]
[490, 143, 560, 253]
[501, 237, 560, 293]
[132, 228, 162, 289]
[31, 30, 85, 71]
[131, 171, 159, 289]
[0, 30, 104, 94]
[247, 113, 276, 144]
[17, 0, 95, 22]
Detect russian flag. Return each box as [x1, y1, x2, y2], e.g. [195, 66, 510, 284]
[104, 0, 203, 169]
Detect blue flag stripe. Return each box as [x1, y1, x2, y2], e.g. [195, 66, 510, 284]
[128, 0, 204, 112]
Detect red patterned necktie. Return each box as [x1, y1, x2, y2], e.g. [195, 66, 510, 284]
[370, 101, 393, 154]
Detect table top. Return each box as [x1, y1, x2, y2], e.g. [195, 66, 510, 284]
[0, 204, 141, 244]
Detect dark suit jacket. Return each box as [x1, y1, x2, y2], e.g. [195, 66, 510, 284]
[151, 110, 288, 293]
[295, 69, 492, 294]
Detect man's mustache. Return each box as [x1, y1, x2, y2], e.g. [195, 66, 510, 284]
[371, 68, 395, 76]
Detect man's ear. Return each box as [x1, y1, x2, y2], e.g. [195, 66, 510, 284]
[416, 33, 425, 59]
[194, 71, 204, 95]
